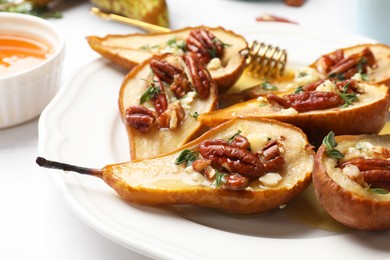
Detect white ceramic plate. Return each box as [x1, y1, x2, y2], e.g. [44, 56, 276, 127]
[38, 23, 390, 259]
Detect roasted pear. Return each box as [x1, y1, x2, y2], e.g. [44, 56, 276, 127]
[86, 26, 248, 91]
[313, 132, 390, 230]
[37, 118, 315, 214]
[310, 43, 390, 87]
[199, 79, 390, 145]
[219, 66, 324, 108]
[119, 53, 218, 160]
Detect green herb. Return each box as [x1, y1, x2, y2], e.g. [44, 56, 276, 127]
[356, 57, 367, 73]
[175, 149, 199, 167]
[215, 170, 227, 187]
[338, 82, 358, 108]
[213, 38, 231, 48]
[297, 71, 308, 78]
[190, 112, 199, 119]
[166, 37, 186, 51]
[328, 72, 345, 80]
[322, 131, 344, 159]
[0, 1, 62, 18]
[367, 187, 389, 194]
[261, 81, 278, 91]
[166, 37, 177, 46]
[361, 73, 369, 81]
[207, 47, 217, 59]
[258, 101, 268, 107]
[139, 44, 160, 50]
[140, 83, 161, 104]
[140, 45, 150, 50]
[294, 86, 304, 94]
[227, 130, 242, 143]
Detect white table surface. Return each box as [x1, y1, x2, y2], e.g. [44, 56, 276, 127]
[1, 0, 384, 259]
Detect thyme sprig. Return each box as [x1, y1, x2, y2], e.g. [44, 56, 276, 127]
[139, 80, 161, 104]
[323, 131, 344, 159]
[338, 82, 358, 108]
[175, 149, 199, 167]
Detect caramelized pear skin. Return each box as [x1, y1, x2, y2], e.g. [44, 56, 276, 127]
[37, 118, 314, 214]
[86, 26, 248, 92]
[313, 134, 390, 230]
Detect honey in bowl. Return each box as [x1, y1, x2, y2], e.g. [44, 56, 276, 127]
[0, 34, 53, 78]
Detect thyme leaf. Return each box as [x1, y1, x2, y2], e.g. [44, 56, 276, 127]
[294, 86, 304, 94]
[166, 37, 186, 51]
[367, 187, 389, 194]
[261, 81, 278, 91]
[215, 170, 227, 188]
[140, 82, 161, 104]
[190, 111, 199, 119]
[227, 130, 242, 143]
[338, 82, 358, 108]
[175, 149, 199, 167]
[328, 72, 345, 80]
[323, 131, 344, 159]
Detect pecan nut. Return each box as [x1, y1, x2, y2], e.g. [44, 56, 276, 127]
[125, 105, 156, 133]
[199, 138, 266, 177]
[230, 135, 250, 150]
[152, 77, 168, 115]
[157, 100, 185, 129]
[186, 28, 224, 64]
[339, 158, 390, 190]
[267, 91, 343, 112]
[220, 173, 249, 191]
[259, 140, 285, 172]
[150, 58, 183, 84]
[317, 47, 376, 78]
[170, 73, 191, 98]
[183, 53, 212, 99]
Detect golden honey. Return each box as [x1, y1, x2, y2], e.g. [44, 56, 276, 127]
[0, 34, 53, 77]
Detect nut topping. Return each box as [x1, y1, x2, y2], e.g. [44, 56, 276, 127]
[199, 138, 266, 177]
[316, 47, 377, 79]
[259, 140, 285, 172]
[175, 134, 286, 191]
[152, 77, 168, 115]
[125, 105, 156, 133]
[157, 100, 185, 129]
[267, 91, 343, 112]
[128, 54, 214, 133]
[170, 73, 191, 98]
[183, 53, 212, 98]
[150, 58, 183, 84]
[186, 28, 224, 64]
[220, 173, 249, 191]
[339, 158, 390, 190]
[266, 79, 358, 112]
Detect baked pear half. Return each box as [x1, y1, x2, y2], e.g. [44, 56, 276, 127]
[87, 26, 248, 91]
[313, 132, 390, 230]
[199, 78, 390, 145]
[37, 118, 315, 214]
[119, 53, 218, 160]
[310, 43, 390, 87]
[218, 66, 325, 108]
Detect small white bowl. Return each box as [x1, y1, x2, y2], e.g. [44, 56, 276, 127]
[0, 13, 65, 129]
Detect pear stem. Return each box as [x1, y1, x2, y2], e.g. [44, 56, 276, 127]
[36, 157, 103, 178]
